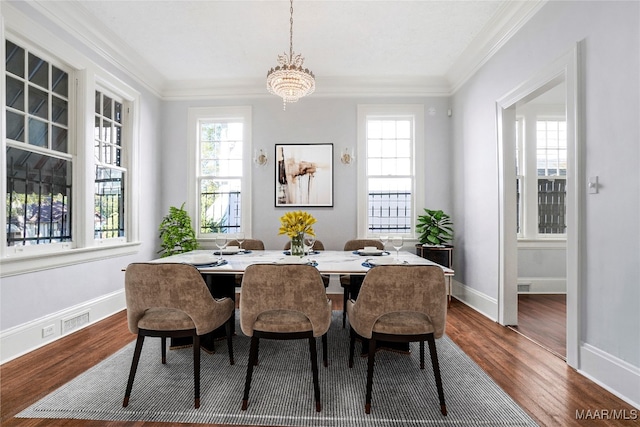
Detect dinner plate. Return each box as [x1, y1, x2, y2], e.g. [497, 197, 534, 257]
[189, 254, 218, 265]
[364, 257, 405, 266]
[214, 248, 240, 255]
[355, 249, 388, 256]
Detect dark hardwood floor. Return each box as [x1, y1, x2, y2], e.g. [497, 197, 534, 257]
[2, 296, 637, 427]
[510, 294, 567, 359]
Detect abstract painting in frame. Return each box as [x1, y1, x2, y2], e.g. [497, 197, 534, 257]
[275, 143, 333, 207]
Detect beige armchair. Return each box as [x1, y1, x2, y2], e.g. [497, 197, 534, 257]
[340, 239, 385, 327]
[123, 263, 235, 409]
[239, 264, 332, 412]
[347, 265, 448, 416]
[283, 239, 330, 287]
[225, 238, 265, 286]
[226, 238, 264, 251]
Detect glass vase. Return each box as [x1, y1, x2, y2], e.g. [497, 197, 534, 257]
[290, 232, 305, 256]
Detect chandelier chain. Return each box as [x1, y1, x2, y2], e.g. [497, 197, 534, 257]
[289, 0, 294, 59]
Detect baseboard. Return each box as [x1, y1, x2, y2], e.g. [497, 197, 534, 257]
[451, 279, 498, 321]
[0, 290, 126, 364]
[579, 343, 640, 410]
[517, 277, 566, 293]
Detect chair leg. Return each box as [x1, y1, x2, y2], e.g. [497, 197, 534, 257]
[123, 334, 145, 407]
[193, 334, 201, 409]
[365, 337, 376, 414]
[242, 335, 259, 410]
[225, 317, 235, 365]
[161, 336, 167, 364]
[426, 334, 447, 416]
[420, 340, 425, 369]
[308, 336, 322, 412]
[322, 333, 328, 367]
[342, 286, 348, 328]
[348, 328, 356, 368]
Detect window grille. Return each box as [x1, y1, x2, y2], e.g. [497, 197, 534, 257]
[93, 90, 126, 239]
[5, 40, 73, 247]
[197, 120, 244, 235]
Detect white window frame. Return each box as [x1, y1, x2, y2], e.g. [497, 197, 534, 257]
[1, 15, 140, 277]
[356, 104, 425, 240]
[517, 103, 567, 241]
[186, 106, 252, 243]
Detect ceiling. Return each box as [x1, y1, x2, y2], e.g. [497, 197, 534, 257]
[34, 0, 544, 98]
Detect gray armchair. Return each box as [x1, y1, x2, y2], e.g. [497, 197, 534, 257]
[123, 263, 234, 409]
[347, 265, 448, 415]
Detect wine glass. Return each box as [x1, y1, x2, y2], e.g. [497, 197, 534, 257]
[391, 236, 403, 261]
[304, 234, 316, 255]
[379, 235, 389, 251]
[215, 234, 227, 261]
[236, 232, 245, 252]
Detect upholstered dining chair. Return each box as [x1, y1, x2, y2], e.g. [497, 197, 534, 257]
[239, 264, 332, 412]
[340, 239, 385, 327]
[225, 238, 265, 286]
[347, 265, 448, 416]
[283, 239, 330, 287]
[283, 239, 325, 251]
[123, 263, 235, 409]
[226, 238, 265, 251]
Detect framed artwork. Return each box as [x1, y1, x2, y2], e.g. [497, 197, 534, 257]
[275, 143, 333, 207]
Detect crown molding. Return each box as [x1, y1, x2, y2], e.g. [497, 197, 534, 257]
[161, 75, 452, 101]
[20, 0, 165, 98]
[447, 0, 548, 94]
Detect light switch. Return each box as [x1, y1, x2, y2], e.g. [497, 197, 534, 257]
[588, 176, 599, 194]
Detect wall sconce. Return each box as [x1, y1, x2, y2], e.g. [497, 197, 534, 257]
[254, 149, 268, 167]
[340, 147, 355, 165]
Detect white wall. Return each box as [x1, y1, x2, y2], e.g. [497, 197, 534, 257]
[0, 2, 163, 360]
[160, 96, 453, 251]
[450, 0, 639, 405]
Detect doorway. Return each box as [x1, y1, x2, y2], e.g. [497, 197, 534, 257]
[511, 82, 568, 359]
[496, 44, 582, 369]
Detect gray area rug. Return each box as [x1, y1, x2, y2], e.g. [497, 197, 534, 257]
[18, 313, 538, 426]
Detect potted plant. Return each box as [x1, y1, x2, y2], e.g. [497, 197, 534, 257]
[415, 209, 454, 268]
[158, 203, 199, 257]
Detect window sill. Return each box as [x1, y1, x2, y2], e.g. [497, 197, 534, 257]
[517, 239, 566, 249]
[0, 242, 141, 277]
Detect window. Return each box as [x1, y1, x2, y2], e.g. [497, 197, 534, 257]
[357, 105, 424, 238]
[94, 89, 126, 240]
[2, 34, 140, 275]
[5, 40, 73, 247]
[516, 114, 567, 238]
[187, 107, 252, 240]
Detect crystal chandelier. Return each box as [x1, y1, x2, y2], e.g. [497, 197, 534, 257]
[266, 0, 315, 110]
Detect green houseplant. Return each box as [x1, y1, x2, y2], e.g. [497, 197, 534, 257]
[416, 208, 453, 246]
[416, 209, 454, 268]
[158, 203, 199, 257]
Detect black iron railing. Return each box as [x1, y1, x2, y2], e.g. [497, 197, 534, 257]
[367, 190, 412, 233]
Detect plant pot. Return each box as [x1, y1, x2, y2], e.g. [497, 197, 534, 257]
[415, 244, 453, 268]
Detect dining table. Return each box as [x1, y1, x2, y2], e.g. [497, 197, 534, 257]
[147, 248, 455, 353]
[152, 248, 454, 277]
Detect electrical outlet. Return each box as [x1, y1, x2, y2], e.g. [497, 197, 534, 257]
[42, 324, 55, 338]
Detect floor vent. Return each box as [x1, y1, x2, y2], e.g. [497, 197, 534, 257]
[517, 283, 531, 293]
[62, 311, 90, 334]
